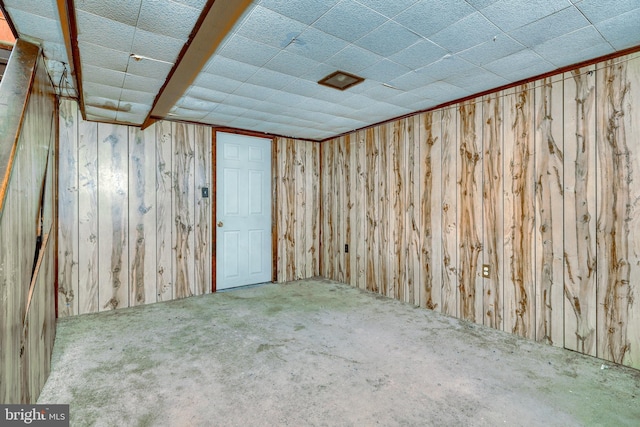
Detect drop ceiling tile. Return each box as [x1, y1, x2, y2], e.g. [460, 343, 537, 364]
[575, 0, 640, 24]
[265, 91, 311, 107]
[408, 98, 438, 111]
[457, 34, 524, 66]
[246, 68, 294, 90]
[227, 117, 264, 130]
[137, 0, 200, 40]
[125, 56, 173, 80]
[233, 83, 282, 101]
[284, 78, 326, 97]
[508, 6, 590, 48]
[361, 84, 405, 101]
[410, 81, 472, 102]
[237, 5, 308, 48]
[3, 0, 56, 17]
[360, 59, 412, 83]
[387, 70, 436, 90]
[212, 104, 250, 117]
[355, 20, 421, 56]
[259, 0, 340, 24]
[75, 0, 142, 26]
[176, 95, 217, 111]
[171, 0, 208, 9]
[79, 42, 130, 72]
[130, 29, 183, 63]
[82, 82, 122, 103]
[534, 26, 613, 67]
[389, 40, 448, 71]
[339, 93, 377, 109]
[40, 41, 68, 63]
[445, 68, 510, 92]
[325, 45, 383, 73]
[120, 88, 156, 104]
[122, 73, 164, 93]
[85, 105, 117, 121]
[595, 7, 640, 50]
[483, 48, 549, 78]
[218, 34, 280, 67]
[430, 12, 501, 53]
[466, 0, 500, 8]
[299, 63, 338, 82]
[394, 0, 475, 38]
[117, 100, 150, 115]
[115, 111, 148, 124]
[312, 0, 387, 43]
[186, 86, 229, 103]
[384, 90, 425, 107]
[193, 72, 243, 94]
[353, 0, 419, 18]
[76, 11, 135, 51]
[205, 56, 260, 82]
[480, 0, 572, 32]
[5, 8, 63, 43]
[224, 93, 268, 109]
[264, 51, 321, 77]
[287, 27, 349, 62]
[415, 56, 476, 81]
[83, 65, 126, 87]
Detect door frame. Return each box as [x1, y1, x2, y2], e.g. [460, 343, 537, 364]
[211, 128, 277, 292]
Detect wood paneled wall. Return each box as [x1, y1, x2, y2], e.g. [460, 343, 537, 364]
[0, 41, 57, 403]
[321, 52, 640, 370]
[274, 137, 320, 282]
[57, 100, 212, 315]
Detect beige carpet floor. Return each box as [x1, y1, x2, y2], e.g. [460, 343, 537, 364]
[38, 278, 640, 426]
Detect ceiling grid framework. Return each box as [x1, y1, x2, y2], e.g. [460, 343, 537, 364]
[1, 0, 640, 140]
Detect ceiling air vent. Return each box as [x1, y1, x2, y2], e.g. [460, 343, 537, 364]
[318, 71, 364, 91]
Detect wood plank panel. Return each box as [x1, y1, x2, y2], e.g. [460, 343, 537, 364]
[172, 123, 195, 299]
[335, 137, 346, 282]
[503, 84, 536, 339]
[294, 140, 305, 280]
[482, 92, 504, 330]
[305, 141, 316, 278]
[320, 139, 331, 279]
[378, 124, 390, 297]
[535, 75, 565, 347]
[458, 100, 483, 323]
[57, 99, 79, 316]
[194, 125, 211, 295]
[441, 107, 458, 316]
[312, 141, 320, 277]
[388, 120, 405, 301]
[156, 121, 173, 300]
[354, 131, 367, 289]
[596, 54, 640, 368]
[344, 135, 352, 285]
[129, 125, 158, 306]
[98, 123, 129, 311]
[285, 139, 297, 280]
[406, 116, 421, 305]
[365, 127, 379, 293]
[77, 119, 99, 314]
[420, 111, 442, 311]
[564, 65, 597, 356]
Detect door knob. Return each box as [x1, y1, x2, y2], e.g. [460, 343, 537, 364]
[217, 221, 223, 227]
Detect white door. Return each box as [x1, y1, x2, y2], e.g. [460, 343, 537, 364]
[216, 132, 272, 290]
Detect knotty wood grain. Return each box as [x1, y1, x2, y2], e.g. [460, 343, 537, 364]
[172, 123, 195, 299]
[365, 127, 379, 293]
[503, 85, 536, 339]
[458, 100, 483, 323]
[535, 75, 565, 347]
[482, 92, 503, 330]
[57, 99, 79, 316]
[129, 126, 158, 306]
[156, 121, 173, 301]
[420, 111, 442, 311]
[563, 66, 597, 356]
[441, 107, 458, 316]
[596, 54, 640, 367]
[98, 124, 129, 311]
[406, 115, 421, 305]
[194, 125, 211, 295]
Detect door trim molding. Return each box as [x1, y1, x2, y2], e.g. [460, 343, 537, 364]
[211, 128, 277, 292]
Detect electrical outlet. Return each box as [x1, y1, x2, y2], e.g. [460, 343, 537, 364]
[344, 244, 349, 253]
[201, 187, 209, 198]
[482, 264, 490, 278]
